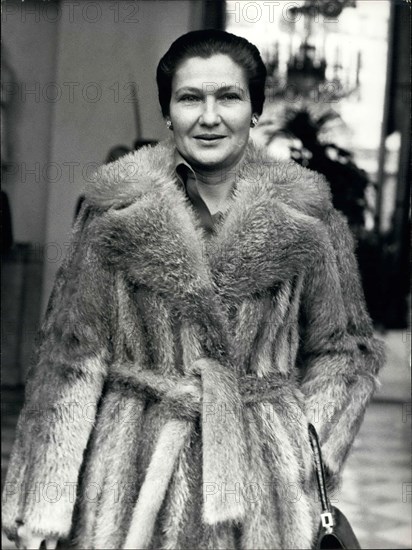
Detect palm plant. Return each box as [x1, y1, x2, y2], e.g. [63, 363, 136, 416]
[265, 107, 371, 233]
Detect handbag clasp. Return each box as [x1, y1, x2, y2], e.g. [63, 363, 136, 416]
[321, 511, 334, 532]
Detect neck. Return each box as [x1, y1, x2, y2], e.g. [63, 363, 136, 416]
[190, 169, 234, 215]
[190, 156, 244, 210]
[194, 167, 236, 186]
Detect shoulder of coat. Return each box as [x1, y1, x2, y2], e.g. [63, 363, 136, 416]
[83, 138, 176, 210]
[244, 140, 333, 219]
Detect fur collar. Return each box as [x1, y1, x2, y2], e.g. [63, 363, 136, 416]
[85, 138, 334, 307]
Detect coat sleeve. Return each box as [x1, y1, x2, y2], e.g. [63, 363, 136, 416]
[298, 205, 385, 490]
[2, 201, 116, 541]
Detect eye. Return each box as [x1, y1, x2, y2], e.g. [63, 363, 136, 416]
[220, 93, 241, 101]
[179, 94, 201, 102]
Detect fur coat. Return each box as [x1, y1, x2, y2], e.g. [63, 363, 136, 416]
[2, 138, 385, 549]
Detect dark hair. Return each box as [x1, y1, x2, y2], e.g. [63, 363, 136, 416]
[156, 29, 267, 117]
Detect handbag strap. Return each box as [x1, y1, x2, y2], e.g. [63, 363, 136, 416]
[308, 423, 335, 532]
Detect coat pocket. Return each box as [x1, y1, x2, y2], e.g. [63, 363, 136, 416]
[280, 387, 314, 490]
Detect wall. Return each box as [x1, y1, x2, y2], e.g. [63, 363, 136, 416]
[2, 0, 59, 245]
[1, 0, 59, 385]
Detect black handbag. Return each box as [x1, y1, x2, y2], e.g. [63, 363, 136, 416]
[308, 423, 361, 550]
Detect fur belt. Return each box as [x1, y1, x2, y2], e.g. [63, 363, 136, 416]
[110, 359, 291, 549]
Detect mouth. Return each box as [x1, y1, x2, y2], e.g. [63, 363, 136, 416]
[193, 134, 226, 141]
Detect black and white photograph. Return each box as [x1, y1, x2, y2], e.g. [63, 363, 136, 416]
[1, 1, 411, 548]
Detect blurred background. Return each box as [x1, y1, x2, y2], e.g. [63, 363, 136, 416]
[1, 1, 411, 548]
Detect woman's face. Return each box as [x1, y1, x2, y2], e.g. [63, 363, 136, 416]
[169, 54, 253, 173]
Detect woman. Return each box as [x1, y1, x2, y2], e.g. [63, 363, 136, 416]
[3, 30, 384, 549]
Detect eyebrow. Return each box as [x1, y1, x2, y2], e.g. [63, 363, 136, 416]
[174, 84, 246, 96]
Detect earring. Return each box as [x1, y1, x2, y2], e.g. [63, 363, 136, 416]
[166, 119, 173, 130]
[250, 114, 259, 128]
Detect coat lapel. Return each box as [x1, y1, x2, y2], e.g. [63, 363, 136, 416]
[85, 138, 330, 306]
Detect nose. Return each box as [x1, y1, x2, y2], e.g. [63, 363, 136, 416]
[199, 97, 221, 126]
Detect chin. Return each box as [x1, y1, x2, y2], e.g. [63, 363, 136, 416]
[195, 158, 226, 170]
[193, 151, 230, 167]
